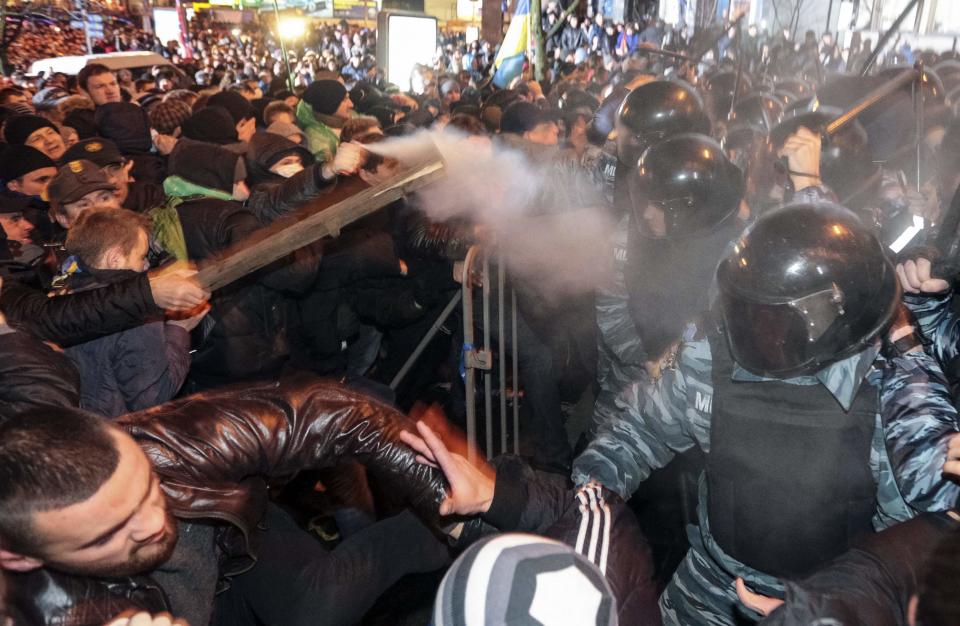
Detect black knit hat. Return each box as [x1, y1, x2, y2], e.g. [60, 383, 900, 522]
[167, 138, 245, 194]
[180, 107, 239, 145]
[0, 145, 56, 183]
[63, 108, 98, 140]
[302, 79, 348, 115]
[61, 138, 124, 168]
[500, 101, 556, 135]
[94, 102, 153, 154]
[3, 115, 59, 145]
[208, 90, 256, 124]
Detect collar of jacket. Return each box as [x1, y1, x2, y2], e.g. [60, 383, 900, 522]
[163, 175, 234, 201]
[64, 264, 142, 293]
[731, 340, 882, 411]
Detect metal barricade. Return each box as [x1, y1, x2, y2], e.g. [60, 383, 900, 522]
[460, 245, 520, 463]
[389, 244, 520, 463]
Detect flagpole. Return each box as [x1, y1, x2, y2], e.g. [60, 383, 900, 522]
[530, 0, 545, 82]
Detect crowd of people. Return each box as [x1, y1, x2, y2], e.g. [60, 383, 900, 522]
[2, 4, 960, 626]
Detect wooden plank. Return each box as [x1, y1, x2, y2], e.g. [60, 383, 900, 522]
[196, 150, 445, 292]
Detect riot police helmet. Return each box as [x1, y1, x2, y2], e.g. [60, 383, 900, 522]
[716, 202, 900, 378]
[631, 132, 744, 238]
[614, 80, 711, 166]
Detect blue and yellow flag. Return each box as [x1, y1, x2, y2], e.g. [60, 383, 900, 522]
[492, 0, 529, 88]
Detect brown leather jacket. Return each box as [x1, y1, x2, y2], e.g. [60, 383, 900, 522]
[4, 376, 447, 626]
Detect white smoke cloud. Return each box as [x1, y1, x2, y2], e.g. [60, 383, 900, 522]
[366, 129, 615, 301]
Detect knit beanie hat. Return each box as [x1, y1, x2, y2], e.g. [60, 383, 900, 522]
[208, 90, 256, 124]
[149, 99, 193, 136]
[180, 107, 239, 145]
[302, 79, 348, 115]
[168, 138, 246, 194]
[432, 534, 617, 626]
[0, 145, 56, 184]
[3, 115, 59, 145]
[63, 108, 98, 140]
[94, 102, 153, 154]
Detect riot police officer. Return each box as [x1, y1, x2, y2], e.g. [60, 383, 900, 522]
[575, 202, 960, 625]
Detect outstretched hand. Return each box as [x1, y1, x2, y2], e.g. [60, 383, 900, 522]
[399, 421, 495, 517]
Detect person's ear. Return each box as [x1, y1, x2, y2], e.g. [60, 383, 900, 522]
[0, 549, 43, 572]
[53, 212, 71, 230]
[101, 245, 125, 270]
[908, 594, 919, 626]
[123, 160, 135, 178]
[5, 180, 18, 194]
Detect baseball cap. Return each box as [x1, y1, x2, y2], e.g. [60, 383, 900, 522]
[45, 159, 116, 208]
[60, 138, 124, 168]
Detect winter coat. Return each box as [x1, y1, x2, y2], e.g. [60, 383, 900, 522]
[170, 188, 321, 386]
[0, 273, 162, 346]
[0, 327, 81, 423]
[760, 512, 959, 626]
[244, 131, 336, 224]
[5, 377, 449, 625]
[61, 267, 191, 417]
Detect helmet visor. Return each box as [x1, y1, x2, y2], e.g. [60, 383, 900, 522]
[720, 285, 846, 378]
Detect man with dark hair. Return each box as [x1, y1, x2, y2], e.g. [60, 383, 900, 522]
[0, 379, 451, 626]
[78, 64, 122, 107]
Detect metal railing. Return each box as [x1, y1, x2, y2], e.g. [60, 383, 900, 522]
[389, 244, 520, 463]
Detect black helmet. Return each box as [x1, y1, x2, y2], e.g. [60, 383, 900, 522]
[631, 133, 744, 238]
[727, 93, 785, 133]
[768, 108, 880, 208]
[615, 80, 711, 166]
[716, 202, 900, 378]
[701, 71, 754, 122]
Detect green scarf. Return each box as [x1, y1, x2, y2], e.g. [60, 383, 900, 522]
[163, 175, 234, 201]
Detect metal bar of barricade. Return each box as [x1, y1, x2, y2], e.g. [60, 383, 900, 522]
[482, 254, 493, 459]
[462, 246, 479, 464]
[498, 259, 507, 455]
[389, 291, 462, 391]
[511, 287, 519, 454]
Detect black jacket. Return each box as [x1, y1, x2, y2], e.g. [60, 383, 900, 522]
[0, 328, 81, 423]
[176, 196, 320, 386]
[0, 273, 162, 346]
[4, 377, 448, 626]
[760, 512, 960, 626]
[460, 455, 662, 626]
